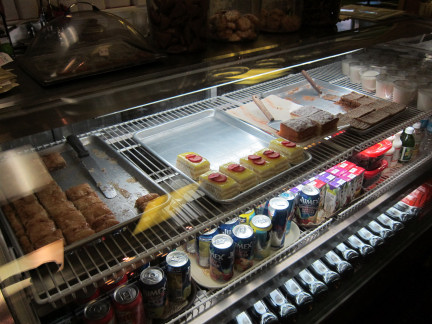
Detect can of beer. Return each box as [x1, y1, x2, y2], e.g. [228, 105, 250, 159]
[279, 191, 297, 234]
[219, 217, 240, 236]
[166, 251, 191, 302]
[268, 197, 290, 249]
[250, 215, 272, 260]
[210, 234, 235, 282]
[139, 267, 168, 319]
[112, 284, 145, 324]
[196, 228, 219, 268]
[232, 224, 255, 272]
[100, 273, 128, 293]
[298, 185, 320, 225]
[76, 284, 100, 306]
[239, 209, 255, 225]
[83, 298, 116, 324]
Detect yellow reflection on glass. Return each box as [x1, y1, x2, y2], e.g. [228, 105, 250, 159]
[133, 183, 199, 234]
[0, 147, 52, 202]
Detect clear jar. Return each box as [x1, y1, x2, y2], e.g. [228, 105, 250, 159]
[259, 0, 302, 33]
[392, 79, 417, 105]
[207, 0, 260, 42]
[376, 74, 395, 100]
[146, 0, 209, 53]
[301, 0, 341, 26]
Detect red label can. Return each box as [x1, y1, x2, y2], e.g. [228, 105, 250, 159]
[83, 298, 116, 324]
[101, 273, 128, 293]
[112, 284, 145, 324]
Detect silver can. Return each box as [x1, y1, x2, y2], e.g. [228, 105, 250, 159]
[210, 234, 235, 282]
[166, 250, 191, 302]
[197, 228, 219, 268]
[268, 197, 290, 249]
[232, 224, 255, 272]
[250, 215, 272, 260]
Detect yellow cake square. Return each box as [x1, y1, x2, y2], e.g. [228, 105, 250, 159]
[199, 171, 240, 200]
[239, 154, 274, 181]
[176, 152, 210, 180]
[255, 148, 291, 175]
[219, 162, 259, 191]
[269, 138, 305, 164]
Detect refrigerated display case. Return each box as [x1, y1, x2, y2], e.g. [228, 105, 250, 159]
[0, 13, 431, 324]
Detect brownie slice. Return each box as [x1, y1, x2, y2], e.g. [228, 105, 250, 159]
[378, 102, 406, 116]
[345, 105, 375, 119]
[279, 117, 318, 142]
[340, 92, 364, 108]
[357, 110, 391, 125]
[349, 119, 370, 130]
[290, 106, 320, 118]
[356, 96, 376, 106]
[308, 110, 339, 134]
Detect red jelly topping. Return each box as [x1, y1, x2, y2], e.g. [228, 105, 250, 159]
[228, 164, 245, 172]
[263, 150, 280, 159]
[186, 154, 202, 163]
[248, 155, 261, 160]
[281, 140, 296, 148]
[253, 159, 266, 165]
[208, 173, 227, 182]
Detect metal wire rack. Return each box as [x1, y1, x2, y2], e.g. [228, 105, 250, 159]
[21, 58, 431, 319]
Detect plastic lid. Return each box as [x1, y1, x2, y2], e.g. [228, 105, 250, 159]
[405, 127, 414, 134]
[360, 139, 393, 158]
[413, 122, 421, 129]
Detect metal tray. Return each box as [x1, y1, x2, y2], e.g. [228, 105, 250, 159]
[1, 136, 170, 255]
[133, 109, 312, 204]
[262, 79, 353, 116]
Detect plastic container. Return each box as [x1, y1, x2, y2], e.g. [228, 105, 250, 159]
[350, 140, 393, 171]
[362, 159, 388, 189]
[207, 0, 260, 42]
[146, 0, 209, 53]
[259, 0, 302, 33]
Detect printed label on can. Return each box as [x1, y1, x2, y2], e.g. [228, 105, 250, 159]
[298, 185, 320, 224]
[166, 251, 191, 302]
[232, 224, 254, 272]
[140, 267, 167, 319]
[210, 234, 235, 282]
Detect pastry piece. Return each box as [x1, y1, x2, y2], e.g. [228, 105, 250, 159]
[377, 102, 406, 116]
[356, 96, 375, 106]
[65, 183, 94, 201]
[345, 105, 375, 119]
[349, 119, 370, 130]
[33, 229, 65, 249]
[357, 109, 391, 126]
[278, 117, 317, 142]
[135, 193, 161, 212]
[81, 202, 115, 226]
[176, 152, 210, 180]
[199, 171, 240, 200]
[290, 106, 319, 118]
[41, 152, 67, 171]
[255, 149, 291, 175]
[239, 154, 274, 181]
[308, 110, 339, 135]
[219, 162, 259, 191]
[72, 192, 101, 210]
[340, 92, 364, 108]
[37, 181, 68, 203]
[269, 138, 305, 164]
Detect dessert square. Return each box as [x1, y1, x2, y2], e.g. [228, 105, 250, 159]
[345, 105, 375, 119]
[219, 162, 258, 191]
[278, 117, 317, 142]
[269, 138, 305, 164]
[378, 102, 406, 116]
[41, 152, 67, 171]
[357, 109, 391, 125]
[255, 148, 291, 175]
[290, 106, 320, 118]
[340, 92, 364, 107]
[308, 110, 339, 134]
[199, 171, 240, 200]
[239, 154, 275, 181]
[176, 152, 210, 180]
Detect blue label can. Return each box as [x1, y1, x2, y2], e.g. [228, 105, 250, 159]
[298, 185, 320, 224]
[250, 215, 272, 260]
[139, 267, 167, 319]
[219, 217, 240, 236]
[267, 197, 289, 249]
[210, 234, 235, 282]
[166, 251, 191, 302]
[279, 190, 296, 234]
[232, 224, 255, 272]
[197, 228, 220, 268]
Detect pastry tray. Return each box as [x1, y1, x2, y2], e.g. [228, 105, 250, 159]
[262, 79, 353, 116]
[179, 222, 300, 289]
[0, 136, 170, 255]
[133, 109, 312, 204]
